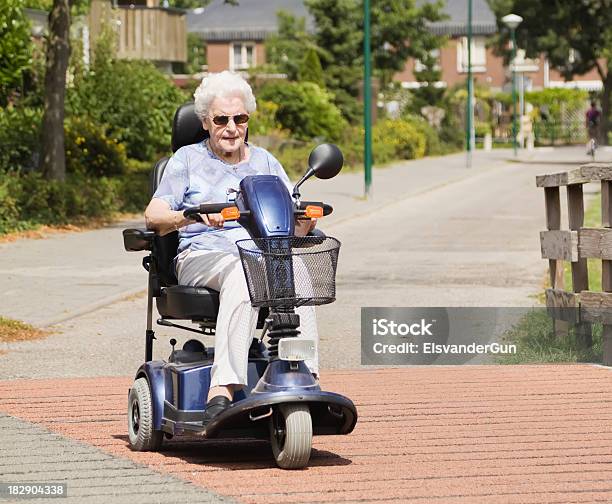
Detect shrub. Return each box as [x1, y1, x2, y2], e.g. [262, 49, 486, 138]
[401, 114, 444, 156]
[0, 173, 22, 233]
[372, 119, 426, 163]
[0, 0, 33, 103]
[0, 106, 42, 172]
[258, 81, 347, 141]
[248, 100, 285, 136]
[273, 143, 316, 180]
[475, 122, 492, 137]
[64, 116, 128, 177]
[15, 173, 116, 225]
[0, 168, 151, 234]
[67, 59, 186, 161]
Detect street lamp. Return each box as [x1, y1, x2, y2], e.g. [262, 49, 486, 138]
[502, 13, 523, 157]
[363, 0, 372, 198]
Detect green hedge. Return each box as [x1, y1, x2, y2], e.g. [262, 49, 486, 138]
[0, 169, 149, 234]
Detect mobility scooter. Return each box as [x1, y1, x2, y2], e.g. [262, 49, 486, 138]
[122, 103, 357, 469]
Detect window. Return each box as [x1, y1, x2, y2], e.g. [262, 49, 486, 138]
[457, 37, 486, 73]
[230, 43, 255, 70]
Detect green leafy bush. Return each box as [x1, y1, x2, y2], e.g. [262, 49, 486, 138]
[401, 114, 444, 156]
[372, 119, 426, 163]
[15, 173, 116, 225]
[248, 100, 285, 136]
[0, 106, 42, 172]
[65, 116, 128, 177]
[273, 143, 317, 180]
[475, 122, 492, 137]
[0, 169, 150, 234]
[270, 129, 363, 180]
[0, 0, 33, 103]
[258, 81, 347, 141]
[67, 59, 186, 161]
[0, 174, 22, 233]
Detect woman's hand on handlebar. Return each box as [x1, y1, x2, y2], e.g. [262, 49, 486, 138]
[295, 218, 317, 237]
[201, 213, 225, 228]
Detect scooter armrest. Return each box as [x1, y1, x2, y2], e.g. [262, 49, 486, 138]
[123, 228, 156, 251]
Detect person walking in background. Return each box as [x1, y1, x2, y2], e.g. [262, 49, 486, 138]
[586, 101, 601, 156]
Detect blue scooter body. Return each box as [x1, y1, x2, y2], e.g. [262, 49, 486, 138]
[136, 174, 357, 439]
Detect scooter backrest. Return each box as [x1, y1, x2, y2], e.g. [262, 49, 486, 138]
[172, 102, 209, 153]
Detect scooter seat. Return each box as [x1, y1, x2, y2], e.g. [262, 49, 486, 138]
[156, 285, 220, 321]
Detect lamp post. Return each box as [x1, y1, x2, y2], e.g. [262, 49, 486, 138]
[363, 0, 372, 198]
[466, 0, 474, 168]
[502, 13, 523, 157]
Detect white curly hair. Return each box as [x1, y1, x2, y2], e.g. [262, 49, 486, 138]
[193, 71, 257, 120]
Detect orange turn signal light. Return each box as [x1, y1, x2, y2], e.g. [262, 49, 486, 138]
[304, 205, 324, 219]
[221, 206, 240, 220]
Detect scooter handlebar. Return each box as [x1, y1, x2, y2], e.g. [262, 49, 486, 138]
[183, 203, 236, 218]
[295, 201, 333, 218]
[183, 201, 333, 224]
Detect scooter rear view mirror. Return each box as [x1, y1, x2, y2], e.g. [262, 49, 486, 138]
[309, 143, 343, 179]
[292, 144, 344, 199]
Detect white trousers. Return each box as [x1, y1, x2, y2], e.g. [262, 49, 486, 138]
[176, 249, 319, 388]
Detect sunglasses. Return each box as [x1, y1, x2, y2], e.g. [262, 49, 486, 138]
[211, 114, 249, 126]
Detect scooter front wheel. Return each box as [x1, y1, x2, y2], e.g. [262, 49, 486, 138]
[269, 403, 312, 469]
[127, 377, 163, 451]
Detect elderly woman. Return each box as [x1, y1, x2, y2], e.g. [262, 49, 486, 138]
[144, 71, 318, 425]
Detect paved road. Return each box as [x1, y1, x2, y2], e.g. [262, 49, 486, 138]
[1, 365, 611, 503]
[2, 146, 610, 376]
[1, 146, 611, 504]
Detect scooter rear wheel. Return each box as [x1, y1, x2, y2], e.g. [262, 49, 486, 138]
[128, 377, 163, 451]
[269, 404, 312, 469]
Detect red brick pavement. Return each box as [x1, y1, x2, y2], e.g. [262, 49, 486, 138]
[1, 365, 611, 503]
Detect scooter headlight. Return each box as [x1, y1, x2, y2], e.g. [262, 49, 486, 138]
[278, 338, 316, 362]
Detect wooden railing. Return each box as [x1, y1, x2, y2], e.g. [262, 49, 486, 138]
[537, 163, 612, 365]
[89, 0, 186, 63]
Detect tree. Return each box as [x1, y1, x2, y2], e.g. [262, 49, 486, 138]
[305, 0, 445, 120]
[305, 0, 363, 120]
[488, 0, 612, 144]
[0, 0, 33, 105]
[266, 11, 319, 81]
[370, 0, 445, 86]
[298, 48, 325, 88]
[39, 0, 236, 181]
[39, 0, 70, 181]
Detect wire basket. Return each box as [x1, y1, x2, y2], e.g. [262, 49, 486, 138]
[236, 236, 341, 308]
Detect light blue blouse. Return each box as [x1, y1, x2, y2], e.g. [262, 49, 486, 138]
[153, 140, 294, 254]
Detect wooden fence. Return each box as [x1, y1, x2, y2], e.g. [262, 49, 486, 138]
[89, 0, 186, 63]
[538, 163, 612, 365]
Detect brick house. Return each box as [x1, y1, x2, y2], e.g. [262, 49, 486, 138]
[397, 0, 602, 92]
[187, 0, 312, 73]
[187, 0, 602, 92]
